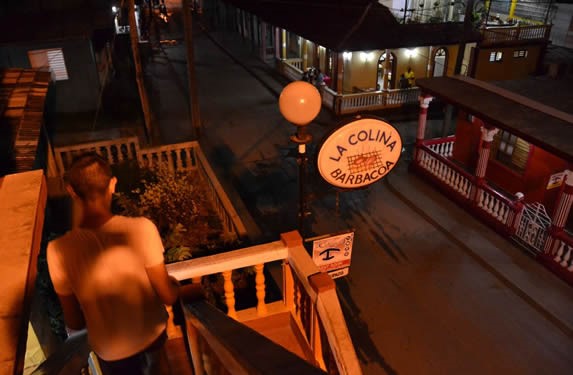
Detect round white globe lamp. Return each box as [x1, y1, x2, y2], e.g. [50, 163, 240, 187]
[278, 81, 322, 235]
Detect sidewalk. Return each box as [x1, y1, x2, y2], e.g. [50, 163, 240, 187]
[386, 164, 573, 336]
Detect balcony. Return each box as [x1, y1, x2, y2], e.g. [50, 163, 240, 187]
[480, 24, 552, 46]
[280, 58, 420, 115]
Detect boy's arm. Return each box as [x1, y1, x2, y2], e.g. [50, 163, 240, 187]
[146, 263, 180, 305]
[57, 293, 86, 331]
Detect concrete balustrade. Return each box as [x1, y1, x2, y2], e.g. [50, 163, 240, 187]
[166, 231, 362, 375]
[413, 138, 573, 285]
[279, 59, 420, 115]
[51, 137, 247, 239]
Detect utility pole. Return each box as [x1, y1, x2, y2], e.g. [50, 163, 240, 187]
[449, 0, 476, 138]
[128, 0, 154, 144]
[454, 0, 475, 75]
[183, 0, 202, 140]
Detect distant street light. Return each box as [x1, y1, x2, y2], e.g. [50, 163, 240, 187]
[278, 81, 321, 235]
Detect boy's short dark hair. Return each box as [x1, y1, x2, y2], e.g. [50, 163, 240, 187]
[66, 152, 113, 200]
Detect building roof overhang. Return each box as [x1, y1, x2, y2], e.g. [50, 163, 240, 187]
[0, 8, 113, 44]
[416, 76, 573, 164]
[224, 0, 481, 51]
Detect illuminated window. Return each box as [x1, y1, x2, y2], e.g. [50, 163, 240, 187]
[489, 51, 503, 62]
[28, 48, 68, 80]
[513, 49, 528, 58]
[490, 130, 530, 172]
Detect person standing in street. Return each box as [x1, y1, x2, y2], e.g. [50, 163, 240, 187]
[47, 152, 181, 375]
[404, 66, 416, 88]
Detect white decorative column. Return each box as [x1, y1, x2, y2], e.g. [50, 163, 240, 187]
[383, 49, 391, 90]
[544, 170, 573, 254]
[413, 95, 433, 162]
[471, 126, 498, 204]
[475, 127, 499, 179]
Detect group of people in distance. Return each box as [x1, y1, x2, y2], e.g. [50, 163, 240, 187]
[302, 66, 330, 87]
[399, 66, 415, 89]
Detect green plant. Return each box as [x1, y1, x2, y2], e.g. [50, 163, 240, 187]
[113, 165, 229, 263]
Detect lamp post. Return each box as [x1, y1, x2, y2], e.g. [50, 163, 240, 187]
[278, 81, 322, 235]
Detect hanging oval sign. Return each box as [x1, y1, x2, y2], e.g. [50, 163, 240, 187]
[317, 117, 402, 189]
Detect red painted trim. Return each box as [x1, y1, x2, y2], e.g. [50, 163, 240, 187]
[422, 135, 456, 146]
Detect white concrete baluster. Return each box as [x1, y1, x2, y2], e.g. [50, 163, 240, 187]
[488, 194, 496, 214]
[561, 245, 572, 268]
[103, 146, 111, 162]
[477, 189, 484, 208]
[222, 270, 237, 318]
[554, 241, 564, 262]
[460, 175, 471, 198]
[456, 174, 464, 194]
[255, 263, 267, 316]
[437, 161, 444, 180]
[117, 144, 125, 161]
[167, 151, 175, 174]
[492, 198, 501, 218]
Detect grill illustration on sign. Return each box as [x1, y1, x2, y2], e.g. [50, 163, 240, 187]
[347, 150, 383, 174]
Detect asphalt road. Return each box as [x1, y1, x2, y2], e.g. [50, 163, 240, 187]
[146, 6, 573, 374]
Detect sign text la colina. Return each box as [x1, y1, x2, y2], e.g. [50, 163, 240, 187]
[317, 117, 402, 189]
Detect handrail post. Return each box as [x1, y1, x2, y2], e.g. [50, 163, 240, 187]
[282, 260, 295, 311]
[309, 272, 333, 370]
[183, 301, 206, 375]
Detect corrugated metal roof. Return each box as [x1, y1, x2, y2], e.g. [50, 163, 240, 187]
[0, 68, 51, 176]
[416, 76, 573, 163]
[224, 0, 480, 51]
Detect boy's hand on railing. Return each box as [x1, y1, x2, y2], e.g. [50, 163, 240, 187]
[172, 283, 205, 326]
[179, 283, 205, 304]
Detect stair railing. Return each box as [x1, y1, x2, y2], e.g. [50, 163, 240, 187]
[167, 231, 362, 375]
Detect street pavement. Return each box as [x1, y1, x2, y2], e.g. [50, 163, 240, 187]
[54, 5, 573, 374]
